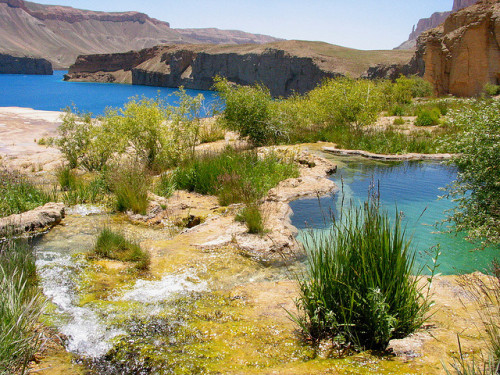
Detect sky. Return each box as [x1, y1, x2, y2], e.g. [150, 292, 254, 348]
[32, 0, 454, 50]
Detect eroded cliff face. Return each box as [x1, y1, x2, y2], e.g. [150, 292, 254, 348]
[64, 41, 414, 97]
[397, 0, 480, 50]
[0, 0, 281, 68]
[416, 0, 500, 96]
[0, 53, 52, 74]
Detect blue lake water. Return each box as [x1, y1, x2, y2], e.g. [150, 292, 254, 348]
[290, 156, 499, 275]
[0, 71, 218, 116]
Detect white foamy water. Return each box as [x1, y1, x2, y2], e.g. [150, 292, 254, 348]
[66, 204, 105, 216]
[120, 272, 207, 304]
[36, 252, 124, 358]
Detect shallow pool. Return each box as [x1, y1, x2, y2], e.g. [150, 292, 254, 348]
[290, 155, 499, 275]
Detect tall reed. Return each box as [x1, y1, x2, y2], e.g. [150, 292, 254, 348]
[293, 197, 431, 350]
[0, 239, 44, 374]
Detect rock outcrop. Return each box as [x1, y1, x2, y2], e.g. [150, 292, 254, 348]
[64, 40, 414, 97]
[0, 53, 52, 74]
[415, 0, 500, 96]
[0, 0, 281, 68]
[0, 202, 65, 235]
[396, 0, 480, 50]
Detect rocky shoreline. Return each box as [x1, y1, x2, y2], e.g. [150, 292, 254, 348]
[323, 146, 454, 160]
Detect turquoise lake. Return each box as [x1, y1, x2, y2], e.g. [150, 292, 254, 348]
[290, 156, 499, 275]
[0, 71, 219, 116]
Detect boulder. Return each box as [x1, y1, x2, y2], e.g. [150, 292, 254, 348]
[0, 202, 65, 235]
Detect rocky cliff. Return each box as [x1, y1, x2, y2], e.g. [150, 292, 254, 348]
[64, 41, 413, 97]
[415, 0, 500, 96]
[396, 0, 480, 50]
[0, 0, 281, 69]
[0, 53, 52, 74]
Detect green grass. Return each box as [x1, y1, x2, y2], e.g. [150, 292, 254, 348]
[172, 147, 299, 206]
[0, 169, 54, 218]
[292, 198, 432, 350]
[108, 161, 151, 215]
[235, 204, 264, 234]
[91, 227, 150, 271]
[0, 239, 44, 374]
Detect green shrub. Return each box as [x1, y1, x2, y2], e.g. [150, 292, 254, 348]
[393, 117, 405, 125]
[214, 77, 282, 146]
[0, 169, 54, 218]
[108, 161, 150, 215]
[54, 108, 116, 171]
[389, 76, 434, 105]
[415, 107, 441, 126]
[236, 204, 264, 234]
[53, 90, 208, 173]
[92, 227, 150, 271]
[0, 239, 44, 374]
[484, 83, 500, 97]
[293, 198, 432, 350]
[173, 148, 298, 205]
[443, 100, 500, 245]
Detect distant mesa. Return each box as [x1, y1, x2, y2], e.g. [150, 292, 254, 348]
[396, 0, 480, 49]
[0, 0, 282, 69]
[63, 41, 415, 97]
[0, 53, 52, 75]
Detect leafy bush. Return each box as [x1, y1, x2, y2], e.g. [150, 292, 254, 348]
[293, 198, 432, 350]
[55, 108, 116, 171]
[173, 147, 298, 205]
[91, 227, 150, 271]
[390, 75, 434, 105]
[484, 83, 500, 97]
[0, 169, 54, 217]
[108, 161, 151, 215]
[415, 107, 441, 126]
[54, 90, 207, 172]
[443, 100, 500, 245]
[0, 239, 44, 374]
[214, 78, 282, 146]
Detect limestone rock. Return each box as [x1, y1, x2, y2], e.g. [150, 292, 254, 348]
[416, 0, 500, 96]
[0, 202, 65, 235]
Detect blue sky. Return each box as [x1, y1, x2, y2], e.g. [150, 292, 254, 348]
[33, 0, 453, 50]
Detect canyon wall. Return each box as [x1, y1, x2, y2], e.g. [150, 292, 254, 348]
[64, 41, 414, 97]
[416, 0, 500, 96]
[0, 53, 52, 74]
[397, 0, 480, 49]
[0, 0, 281, 68]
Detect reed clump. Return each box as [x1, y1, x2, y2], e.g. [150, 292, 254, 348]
[293, 197, 432, 350]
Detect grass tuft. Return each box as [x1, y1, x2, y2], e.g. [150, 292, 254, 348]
[91, 227, 150, 271]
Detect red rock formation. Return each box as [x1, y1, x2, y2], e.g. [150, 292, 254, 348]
[397, 0, 480, 49]
[416, 0, 500, 96]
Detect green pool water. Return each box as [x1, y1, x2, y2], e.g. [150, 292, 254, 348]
[289, 155, 499, 275]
